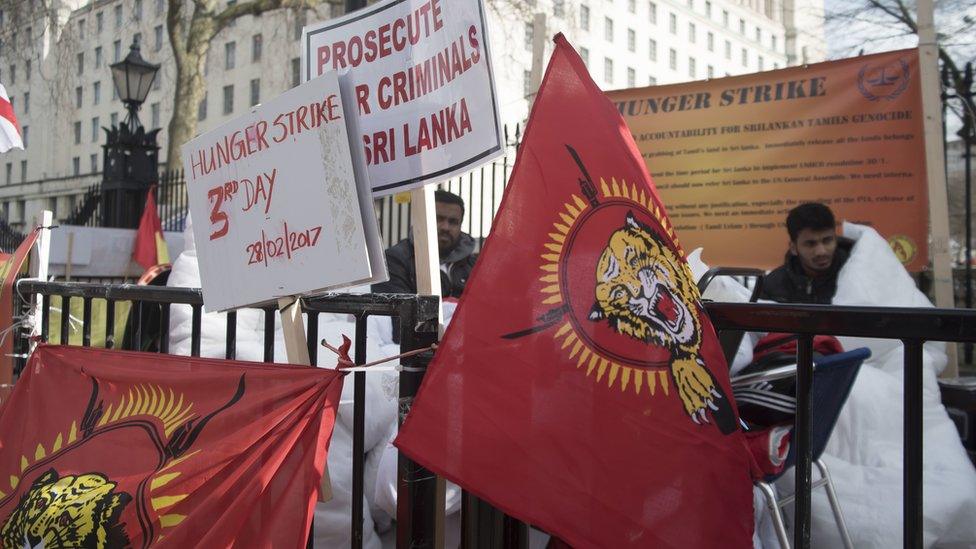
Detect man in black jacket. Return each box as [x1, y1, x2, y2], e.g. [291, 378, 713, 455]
[760, 202, 852, 304]
[372, 190, 478, 298]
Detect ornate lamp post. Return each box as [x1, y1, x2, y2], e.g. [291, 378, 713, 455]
[101, 39, 161, 228]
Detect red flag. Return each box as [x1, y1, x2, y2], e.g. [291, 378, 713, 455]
[395, 35, 756, 548]
[0, 345, 342, 547]
[133, 186, 169, 270]
[0, 229, 38, 384]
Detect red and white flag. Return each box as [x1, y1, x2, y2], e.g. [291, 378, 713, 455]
[0, 84, 22, 153]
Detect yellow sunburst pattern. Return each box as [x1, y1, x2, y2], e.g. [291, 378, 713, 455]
[538, 178, 695, 396]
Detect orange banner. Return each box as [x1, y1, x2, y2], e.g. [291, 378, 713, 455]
[607, 48, 927, 271]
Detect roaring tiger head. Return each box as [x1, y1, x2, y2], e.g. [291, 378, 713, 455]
[589, 212, 702, 353]
[1, 469, 132, 549]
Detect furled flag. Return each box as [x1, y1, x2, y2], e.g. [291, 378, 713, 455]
[0, 229, 38, 385]
[395, 34, 757, 548]
[0, 84, 23, 153]
[0, 345, 343, 547]
[133, 186, 170, 269]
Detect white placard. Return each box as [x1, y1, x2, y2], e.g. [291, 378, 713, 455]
[302, 0, 503, 195]
[181, 71, 381, 312]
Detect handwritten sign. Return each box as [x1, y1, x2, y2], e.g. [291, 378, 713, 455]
[182, 71, 380, 312]
[302, 0, 503, 195]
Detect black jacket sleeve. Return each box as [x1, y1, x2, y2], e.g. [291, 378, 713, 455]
[371, 246, 417, 294]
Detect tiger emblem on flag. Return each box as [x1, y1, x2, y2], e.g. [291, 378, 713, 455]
[588, 212, 722, 425]
[1, 469, 131, 549]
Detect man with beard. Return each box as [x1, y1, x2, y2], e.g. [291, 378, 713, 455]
[372, 190, 478, 298]
[759, 202, 852, 304]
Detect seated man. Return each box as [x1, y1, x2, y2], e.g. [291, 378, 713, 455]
[372, 190, 478, 298]
[760, 202, 853, 304]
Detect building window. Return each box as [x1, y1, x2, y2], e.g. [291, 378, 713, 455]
[669, 48, 677, 70]
[22, 93, 28, 114]
[4, 164, 10, 185]
[96, 12, 103, 34]
[741, 47, 748, 66]
[91, 117, 99, 142]
[554, 0, 564, 17]
[151, 103, 160, 128]
[705, 1, 712, 17]
[75, 87, 83, 108]
[707, 31, 714, 51]
[223, 85, 234, 115]
[90, 154, 98, 173]
[724, 40, 732, 60]
[758, 55, 764, 70]
[110, 112, 118, 127]
[648, 76, 657, 85]
[628, 0, 636, 13]
[525, 22, 534, 50]
[24, 60, 30, 81]
[772, 35, 778, 52]
[78, 19, 85, 41]
[604, 17, 613, 42]
[739, 18, 745, 34]
[688, 57, 696, 78]
[227, 0, 238, 27]
[669, 13, 677, 33]
[523, 70, 532, 97]
[114, 40, 121, 63]
[249, 79, 260, 106]
[225, 42, 236, 70]
[580, 47, 589, 67]
[7, 65, 13, 85]
[688, 22, 695, 43]
[707, 65, 714, 78]
[687, 0, 693, 7]
[580, 5, 590, 31]
[722, 10, 729, 27]
[134, 0, 143, 21]
[74, 121, 81, 144]
[93, 82, 100, 105]
[19, 162, 25, 183]
[198, 94, 208, 121]
[77, 52, 84, 75]
[802, 46, 809, 63]
[627, 67, 636, 87]
[756, 27, 762, 43]
[154, 25, 163, 52]
[156, 0, 165, 16]
[627, 29, 636, 52]
[134, 32, 142, 47]
[252, 34, 262, 62]
[648, 2, 657, 24]
[292, 10, 305, 40]
[604, 57, 613, 85]
[291, 58, 301, 87]
[73, 157, 81, 176]
[21, 125, 27, 147]
[95, 46, 103, 68]
[115, 5, 122, 28]
[648, 39, 657, 61]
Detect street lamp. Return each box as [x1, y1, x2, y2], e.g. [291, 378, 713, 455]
[101, 39, 161, 228]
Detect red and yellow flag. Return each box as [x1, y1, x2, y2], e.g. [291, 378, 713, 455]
[0, 345, 342, 547]
[395, 35, 756, 547]
[133, 187, 169, 270]
[0, 229, 38, 385]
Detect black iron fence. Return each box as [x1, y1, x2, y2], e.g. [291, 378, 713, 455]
[13, 278, 976, 548]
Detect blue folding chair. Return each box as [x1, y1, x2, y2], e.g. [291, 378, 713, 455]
[733, 347, 870, 549]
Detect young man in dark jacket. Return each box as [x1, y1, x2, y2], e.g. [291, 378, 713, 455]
[372, 190, 478, 298]
[760, 202, 853, 304]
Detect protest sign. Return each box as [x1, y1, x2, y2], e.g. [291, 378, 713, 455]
[302, 0, 503, 195]
[0, 230, 37, 384]
[181, 71, 383, 312]
[607, 49, 928, 271]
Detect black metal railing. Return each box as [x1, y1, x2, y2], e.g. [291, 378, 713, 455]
[14, 279, 976, 548]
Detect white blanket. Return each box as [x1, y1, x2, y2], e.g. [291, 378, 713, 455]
[166, 217, 403, 548]
[691, 223, 976, 548]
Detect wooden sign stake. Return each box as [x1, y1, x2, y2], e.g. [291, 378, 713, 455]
[278, 295, 333, 502]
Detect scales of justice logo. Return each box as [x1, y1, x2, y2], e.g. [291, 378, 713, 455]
[857, 57, 911, 102]
[504, 145, 736, 434]
[0, 374, 245, 548]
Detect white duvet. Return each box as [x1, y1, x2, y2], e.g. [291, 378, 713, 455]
[692, 222, 976, 548]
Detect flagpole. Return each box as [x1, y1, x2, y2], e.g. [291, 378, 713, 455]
[31, 210, 53, 352]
